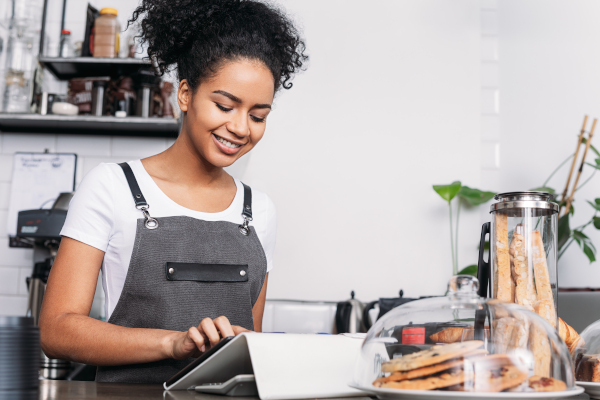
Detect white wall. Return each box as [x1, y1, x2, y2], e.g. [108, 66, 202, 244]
[497, 0, 600, 288]
[247, 0, 482, 301]
[0, 0, 483, 315]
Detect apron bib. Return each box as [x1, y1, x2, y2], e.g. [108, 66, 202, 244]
[96, 162, 267, 383]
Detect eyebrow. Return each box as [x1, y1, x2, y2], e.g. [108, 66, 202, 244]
[212, 90, 271, 110]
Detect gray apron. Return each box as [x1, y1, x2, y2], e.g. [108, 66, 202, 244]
[96, 162, 267, 384]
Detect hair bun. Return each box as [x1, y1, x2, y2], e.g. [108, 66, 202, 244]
[129, 0, 307, 90]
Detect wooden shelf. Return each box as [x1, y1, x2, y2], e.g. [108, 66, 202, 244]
[39, 57, 153, 80]
[0, 113, 180, 137]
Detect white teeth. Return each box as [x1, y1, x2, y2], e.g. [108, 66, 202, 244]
[216, 135, 241, 148]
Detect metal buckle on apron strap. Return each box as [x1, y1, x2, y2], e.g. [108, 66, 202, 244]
[137, 205, 159, 230]
[239, 214, 252, 236]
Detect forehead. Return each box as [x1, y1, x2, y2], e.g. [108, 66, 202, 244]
[201, 59, 275, 102]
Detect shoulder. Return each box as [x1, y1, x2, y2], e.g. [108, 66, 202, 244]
[80, 162, 128, 188]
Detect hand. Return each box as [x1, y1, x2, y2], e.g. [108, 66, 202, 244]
[168, 316, 252, 360]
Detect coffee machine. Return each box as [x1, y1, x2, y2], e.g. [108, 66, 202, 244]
[14, 192, 73, 379]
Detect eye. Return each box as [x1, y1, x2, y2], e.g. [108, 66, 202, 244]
[215, 103, 232, 112]
[250, 115, 266, 123]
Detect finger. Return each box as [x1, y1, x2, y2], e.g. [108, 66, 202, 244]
[200, 317, 222, 347]
[187, 326, 206, 353]
[213, 316, 235, 338]
[233, 325, 253, 335]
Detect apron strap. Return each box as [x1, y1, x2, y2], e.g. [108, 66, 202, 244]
[241, 183, 252, 220]
[239, 183, 253, 236]
[118, 162, 148, 209]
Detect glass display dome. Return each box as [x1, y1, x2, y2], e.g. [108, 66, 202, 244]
[351, 276, 581, 399]
[572, 318, 600, 397]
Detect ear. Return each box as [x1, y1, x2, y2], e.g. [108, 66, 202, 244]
[177, 79, 191, 112]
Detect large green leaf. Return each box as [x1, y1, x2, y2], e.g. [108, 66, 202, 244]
[530, 186, 556, 194]
[433, 181, 461, 203]
[588, 200, 600, 212]
[558, 214, 571, 251]
[457, 265, 478, 277]
[594, 216, 600, 230]
[582, 137, 600, 158]
[458, 186, 496, 206]
[583, 243, 596, 263]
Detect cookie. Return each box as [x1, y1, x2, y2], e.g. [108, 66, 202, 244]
[374, 349, 491, 386]
[429, 327, 464, 344]
[374, 359, 465, 386]
[467, 353, 520, 368]
[462, 365, 528, 392]
[527, 375, 567, 392]
[380, 369, 465, 390]
[381, 340, 484, 373]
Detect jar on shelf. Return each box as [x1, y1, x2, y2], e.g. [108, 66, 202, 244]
[93, 8, 120, 58]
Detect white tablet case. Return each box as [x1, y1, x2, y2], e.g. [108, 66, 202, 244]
[164, 333, 365, 400]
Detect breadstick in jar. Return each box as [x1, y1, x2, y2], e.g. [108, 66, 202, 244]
[510, 231, 536, 311]
[495, 213, 514, 303]
[531, 230, 556, 328]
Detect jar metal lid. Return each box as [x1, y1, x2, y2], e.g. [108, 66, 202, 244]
[100, 7, 118, 15]
[490, 191, 559, 213]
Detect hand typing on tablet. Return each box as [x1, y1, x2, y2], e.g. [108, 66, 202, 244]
[168, 316, 252, 360]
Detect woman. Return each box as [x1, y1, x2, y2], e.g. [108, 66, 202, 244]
[39, 0, 307, 384]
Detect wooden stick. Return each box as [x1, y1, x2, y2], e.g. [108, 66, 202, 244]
[560, 115, 588, 209]
[563, 118, 597, 216]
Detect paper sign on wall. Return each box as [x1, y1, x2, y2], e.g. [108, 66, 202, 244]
[7, 152, 77, 237]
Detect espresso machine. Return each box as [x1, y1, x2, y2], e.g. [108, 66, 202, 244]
[14, 192, 73, 379]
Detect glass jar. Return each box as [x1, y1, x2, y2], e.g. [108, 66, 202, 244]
[93, 8, 120, 58]
[352, 276, 580, 398]
[478, 192, 559, 330]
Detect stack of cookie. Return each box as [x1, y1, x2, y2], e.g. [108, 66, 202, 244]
[373, 341, 567, 392]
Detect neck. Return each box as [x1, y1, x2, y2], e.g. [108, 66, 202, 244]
[154, 120, 227, 187]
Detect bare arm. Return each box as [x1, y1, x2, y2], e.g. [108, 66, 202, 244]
[252, 273, 269, 332]
[39, 237, 241, 366]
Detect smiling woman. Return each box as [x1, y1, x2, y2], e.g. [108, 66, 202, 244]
[38, 0, 307, 385]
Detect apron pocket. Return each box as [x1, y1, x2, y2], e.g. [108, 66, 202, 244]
[165, 262, 248, 282]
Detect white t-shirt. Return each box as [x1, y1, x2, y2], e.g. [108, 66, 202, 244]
[60, 160, 277, 319]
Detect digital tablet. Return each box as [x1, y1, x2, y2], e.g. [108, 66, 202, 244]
[164, 336, 235, 388]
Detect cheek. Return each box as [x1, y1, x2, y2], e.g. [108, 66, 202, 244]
[250, 125, 267, 145]
[192, 100, 226, 131]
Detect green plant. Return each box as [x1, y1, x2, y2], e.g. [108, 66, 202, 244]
[532, 138, 600, 263]
[433, 182, 496, 276]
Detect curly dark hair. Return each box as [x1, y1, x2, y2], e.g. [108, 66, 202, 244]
[129, 0, 308, 91]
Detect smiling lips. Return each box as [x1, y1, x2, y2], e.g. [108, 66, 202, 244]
[212, 133, 244, 155]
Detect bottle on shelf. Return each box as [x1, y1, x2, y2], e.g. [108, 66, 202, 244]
[59, 30, 74, 58]
[93, 8, 120, 58]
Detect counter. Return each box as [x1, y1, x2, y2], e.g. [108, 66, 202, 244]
[34, 380, 374, 400]
[36, 380, 255, 400]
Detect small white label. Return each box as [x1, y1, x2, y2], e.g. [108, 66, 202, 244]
[21, 226, 38, 233]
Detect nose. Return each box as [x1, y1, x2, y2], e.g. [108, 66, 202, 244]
[226, 111, 250, 138]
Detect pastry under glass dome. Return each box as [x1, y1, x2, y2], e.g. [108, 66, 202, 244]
[351, 276, 580, 398]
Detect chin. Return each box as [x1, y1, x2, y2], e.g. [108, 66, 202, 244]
[206, 153, 241, 168]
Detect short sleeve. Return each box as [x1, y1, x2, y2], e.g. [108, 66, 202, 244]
[60, 163, 115, 252]
[263, 195, 277, 272]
